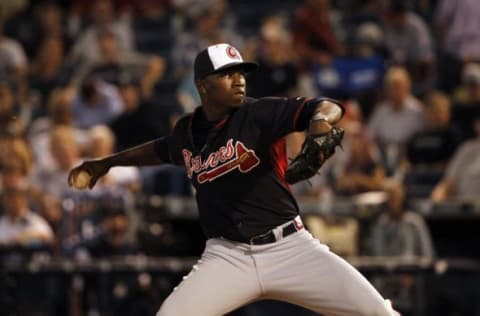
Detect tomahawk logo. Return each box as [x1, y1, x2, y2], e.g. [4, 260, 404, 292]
[182, 139, 260, 183]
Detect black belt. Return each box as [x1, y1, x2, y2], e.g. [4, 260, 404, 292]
[249, 220, 303, 245]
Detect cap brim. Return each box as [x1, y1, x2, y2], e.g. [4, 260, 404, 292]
[206, 61, 259, 77]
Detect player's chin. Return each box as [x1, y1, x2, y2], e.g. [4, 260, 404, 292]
[229, 93, 246, 106]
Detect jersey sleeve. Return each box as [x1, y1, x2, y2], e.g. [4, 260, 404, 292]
[153, 114, 192, 166]
[252, 97, 312, 141]
[153, 135, 184, 166]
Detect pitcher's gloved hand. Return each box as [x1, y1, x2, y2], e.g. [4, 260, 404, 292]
[285, 127, 344, 184]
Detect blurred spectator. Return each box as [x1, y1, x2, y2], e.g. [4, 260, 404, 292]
[0, 0, 28, 23]
[31, 125, 106, 247]
[292, 0, 344, 68]
[28, 87, 89, 171]
[0, 19, 28, 84]
[71, 78, 124, 129]
[435, 0, 480, 92]
[353, 22, 386, 60]
[73, 203, 137, 258]
[0, 184, 54, 248]
[451, 62, 480, 141]
[411, 0, 437, 23]
[0, 138, 51, 225]
[69, 198, 145, 316]
[431, 110, 480, 202]
[3, 2, 71, 62]
[71, 0, 167, 19]
[29, 36, 73, 117]
[172, 0, 243, 79]
[340, 0, 382, 23]
[109, 77, 175, 151]
[247, 16, 298, 98]
[0, 80, 29, 137]
[406, 91, 462, 169]
[381, 0, 435, 95]
[370, 180, 434, 315]
[104, 0, 170, 18]
[21, 2, 73, 60]
[300, 20, 385, 109]
[348, 22, 387, 117]
[333, 124, 386, 196]
[128, 0, 170, 18]
[34, 2, 71, 46]
[69, 0, 134, 65]
[31, 125, 87, 198]
[371, 180, 434, 258]
[176, 72, 200, 113]
[303, 48, 385, 108]
[72, 28, 165, 99]
[0, 136, 33, 177]
[0, 169, 59, 316]
[174, 0, 244, 112]
[88, 125, 141, 192]
[88, 125, 141, 240]
[368, 66, 424, 175]
[88, 124, 115, 157]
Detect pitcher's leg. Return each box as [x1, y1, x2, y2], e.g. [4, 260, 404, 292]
[260, 231, 399, 316]
[157, 239, 261, 316]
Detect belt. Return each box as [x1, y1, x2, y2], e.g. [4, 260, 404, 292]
[249, 216, 304, 245]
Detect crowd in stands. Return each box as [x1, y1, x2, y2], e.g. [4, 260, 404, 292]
[0, 0, 480, 314]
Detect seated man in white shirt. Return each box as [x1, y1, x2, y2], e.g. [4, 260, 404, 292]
[431, 110, 480, 202]
[71, 78, 124, 129]
[0, 184, 54, 248]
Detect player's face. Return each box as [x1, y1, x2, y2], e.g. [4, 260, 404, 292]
[203, 67, 247, 107]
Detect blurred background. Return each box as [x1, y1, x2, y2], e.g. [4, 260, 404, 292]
[0, 0, 479, 315]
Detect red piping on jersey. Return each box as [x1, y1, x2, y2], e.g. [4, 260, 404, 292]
[293, 97, 311, 131]
[215, 117, 228, 128]
[269, 137, 290, 189]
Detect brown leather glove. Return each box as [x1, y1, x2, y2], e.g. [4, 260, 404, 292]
[285, 127, 344, 184]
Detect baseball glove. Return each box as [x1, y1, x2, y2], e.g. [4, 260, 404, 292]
[285, 127, 344, 184]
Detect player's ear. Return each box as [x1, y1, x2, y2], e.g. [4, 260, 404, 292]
[195, 79, 207, 95]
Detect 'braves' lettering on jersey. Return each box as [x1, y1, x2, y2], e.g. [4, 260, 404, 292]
[182, 139, 260, 183]
[154, 96, 316, 241]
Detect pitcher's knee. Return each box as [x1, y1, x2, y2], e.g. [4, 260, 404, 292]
[156, 298, 177, 316]
[354, 298, 399, 316]
[157, 297, 202, 316]
[371, 299, 400, 316]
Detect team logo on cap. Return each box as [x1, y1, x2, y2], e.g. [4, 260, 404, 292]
[226, 46, 241, 60]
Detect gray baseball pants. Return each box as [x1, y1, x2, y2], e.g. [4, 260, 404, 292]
[157, 218, 399, 316]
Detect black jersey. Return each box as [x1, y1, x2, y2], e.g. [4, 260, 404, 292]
[154, 96, 314, 242]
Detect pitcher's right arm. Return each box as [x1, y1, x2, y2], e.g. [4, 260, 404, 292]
[68, 138, 168, 190]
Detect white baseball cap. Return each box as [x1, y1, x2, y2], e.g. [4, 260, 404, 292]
[194, 43, 258, 80]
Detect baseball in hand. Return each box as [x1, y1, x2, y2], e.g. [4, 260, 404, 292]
[73, 171, 92, 189]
